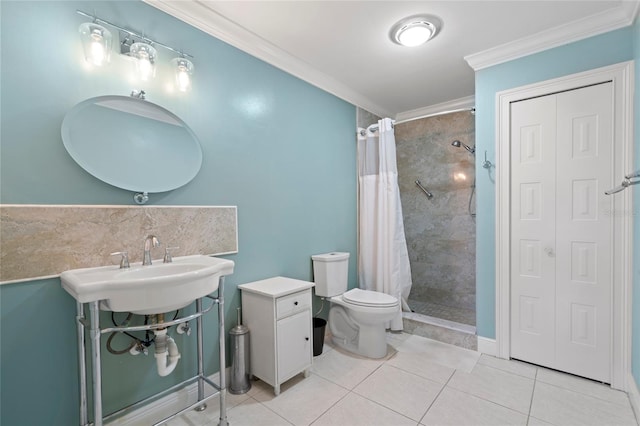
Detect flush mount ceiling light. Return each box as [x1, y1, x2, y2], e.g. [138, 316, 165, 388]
[391, 15, 440, 47]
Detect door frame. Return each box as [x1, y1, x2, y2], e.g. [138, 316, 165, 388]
[495, 61, 634, 390]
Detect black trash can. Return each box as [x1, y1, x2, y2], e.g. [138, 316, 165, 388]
[312, 317, 327, 356]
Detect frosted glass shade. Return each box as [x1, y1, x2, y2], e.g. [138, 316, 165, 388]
[396, 23, 434, 47]
[390, 16, 439, 47]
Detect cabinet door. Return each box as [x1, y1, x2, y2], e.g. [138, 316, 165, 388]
[276, 309, 311, 382]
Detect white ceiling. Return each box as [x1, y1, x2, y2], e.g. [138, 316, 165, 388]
[147, 1, 639, 120]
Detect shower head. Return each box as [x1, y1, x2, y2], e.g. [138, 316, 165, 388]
[451, 140, 475, 155]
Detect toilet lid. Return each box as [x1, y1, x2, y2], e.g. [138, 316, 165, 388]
[342, 288, 398, 307]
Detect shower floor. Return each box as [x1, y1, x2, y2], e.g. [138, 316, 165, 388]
[407, 299, 476, 326]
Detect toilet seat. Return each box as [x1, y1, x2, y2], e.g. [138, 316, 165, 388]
[342, 288, 398, 308]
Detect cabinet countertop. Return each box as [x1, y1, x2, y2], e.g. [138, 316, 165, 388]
[238, 276, 314, 298]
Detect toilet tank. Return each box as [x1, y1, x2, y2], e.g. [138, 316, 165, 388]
[311, 252, 350, 297]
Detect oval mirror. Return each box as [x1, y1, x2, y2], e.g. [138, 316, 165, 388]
[61, 95, 203, 194]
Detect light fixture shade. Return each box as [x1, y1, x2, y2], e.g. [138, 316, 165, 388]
[391, 16, 439, 47]
[79, 22, 112, 66]
[171, 57, 194, 92]
[130, 42, 157, 81]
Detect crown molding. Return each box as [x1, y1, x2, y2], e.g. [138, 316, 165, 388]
[395, 95, 475, 123]
[143, 0, 392, 118]
[464, 1, 640, 71]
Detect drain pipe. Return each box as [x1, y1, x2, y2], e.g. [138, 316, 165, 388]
[153, 313, 180, 377]
[154, 328, 181, 377]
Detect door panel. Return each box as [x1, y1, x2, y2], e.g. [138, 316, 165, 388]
[555, 83, 612, 382]
[510, 83, 612, 383]
[510, 95, 556, 366]
[571, 179, 598, 220]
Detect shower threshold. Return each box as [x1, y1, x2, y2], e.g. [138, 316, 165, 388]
[403, 311, 476, 335]
[402, 311, 477, 351]
[407, 299, 475, 326]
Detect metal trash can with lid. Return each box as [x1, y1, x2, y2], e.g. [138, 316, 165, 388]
[229, 307, 251, 394]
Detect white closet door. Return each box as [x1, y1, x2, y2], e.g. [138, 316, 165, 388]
[510, 83, 613, 382]
[554, 83, 612, 381]
[510, 94, 557, 367]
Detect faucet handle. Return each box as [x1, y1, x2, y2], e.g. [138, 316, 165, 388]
[144, 235, 161, 248]
[110, 251, 130, 269]
[163, 247, 180, 263]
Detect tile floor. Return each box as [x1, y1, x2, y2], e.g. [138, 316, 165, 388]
[167, 332, 638, 426]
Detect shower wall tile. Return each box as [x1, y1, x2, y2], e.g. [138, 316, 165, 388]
[395, 111, 476, 312]
[356, 107, 381, 129]
[0, 205, 237, 283]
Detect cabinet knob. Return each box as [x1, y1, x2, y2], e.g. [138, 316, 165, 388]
[305, 337, 309, 341]
[294, 301, 299, 306]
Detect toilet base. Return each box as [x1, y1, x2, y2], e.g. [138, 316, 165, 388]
[328, 304, 391, 359]
[330, 329, 388, 359]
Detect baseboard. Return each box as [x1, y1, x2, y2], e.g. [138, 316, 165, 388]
[477, 336, 497, 356]
[628, 372, 640, 424]
[108, 369, 229, 425]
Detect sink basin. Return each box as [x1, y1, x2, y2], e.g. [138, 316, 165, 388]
[61, 255, 234, 314]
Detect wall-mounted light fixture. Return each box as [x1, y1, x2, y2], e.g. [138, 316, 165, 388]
[129, 41, 157, 81]
[171, 57, 194, 92]
[79, 22, 112, 66]
[77, 10, 195, 90]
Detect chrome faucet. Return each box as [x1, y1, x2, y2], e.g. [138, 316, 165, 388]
[143, 235, 161, 266]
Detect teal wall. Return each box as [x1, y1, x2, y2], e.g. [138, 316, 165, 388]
[0, 1, 356, 425]
[632, 15, 640, 389]
[475, 24, 638, 381]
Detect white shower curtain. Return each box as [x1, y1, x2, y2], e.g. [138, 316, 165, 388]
[357, 118, 412, 331]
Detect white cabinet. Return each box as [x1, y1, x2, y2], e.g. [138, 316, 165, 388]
[238, 276, 314, 395]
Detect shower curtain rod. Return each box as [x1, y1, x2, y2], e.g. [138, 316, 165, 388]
[359, 106, 475, 136]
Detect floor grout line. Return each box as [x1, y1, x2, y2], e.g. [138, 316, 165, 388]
[444, 367, 537, 417]
[352, 389, 428, 425]
[534, 378, 632, 407]
[247, 395, 296, 426]
[418, 366, 455, 424]
[476, 360, 538, 380]
[525, 368, 539, 426]
[382, 362, 451, 387]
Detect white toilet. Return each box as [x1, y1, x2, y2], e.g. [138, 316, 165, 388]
[312, 252, 399, 359]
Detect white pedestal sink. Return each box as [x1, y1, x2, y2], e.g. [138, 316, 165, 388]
[62, 254, 235, 426]
[61, 254, 234, 314]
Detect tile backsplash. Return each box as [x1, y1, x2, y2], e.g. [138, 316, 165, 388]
[0, 205, 237, 283]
